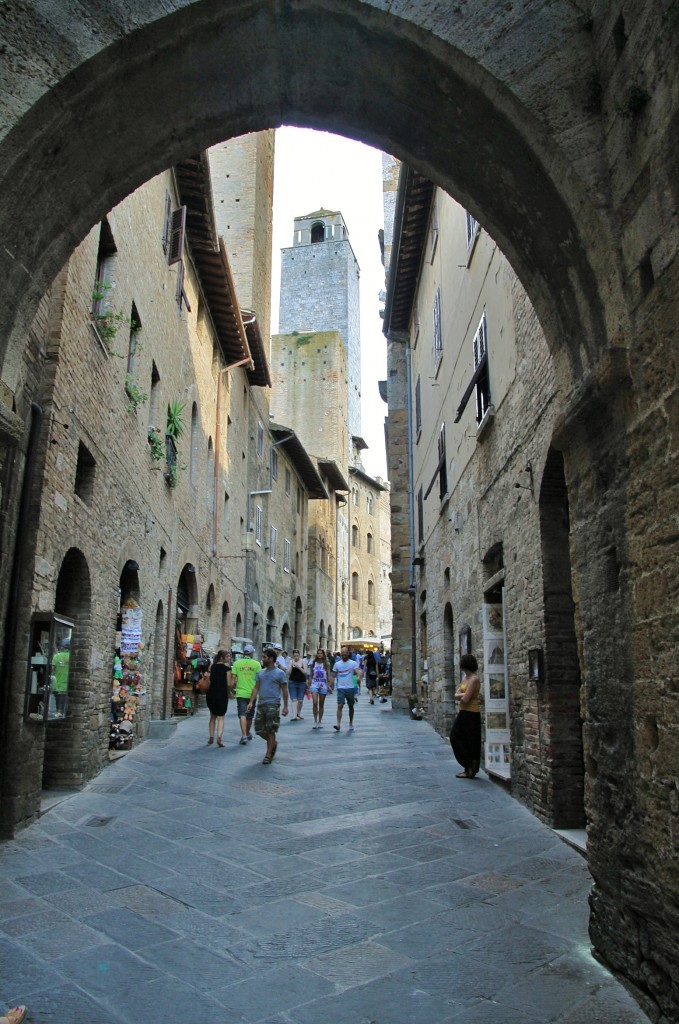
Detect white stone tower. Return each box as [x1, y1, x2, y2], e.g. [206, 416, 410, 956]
[278, 209, 362, 449]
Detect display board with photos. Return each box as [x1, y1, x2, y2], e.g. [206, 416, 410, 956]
[482, 594, 511, 778]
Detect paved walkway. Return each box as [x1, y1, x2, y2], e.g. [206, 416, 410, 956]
[0, 698, 650, 1023]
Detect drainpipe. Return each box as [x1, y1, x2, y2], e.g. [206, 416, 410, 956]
[213, 369, 224, 557]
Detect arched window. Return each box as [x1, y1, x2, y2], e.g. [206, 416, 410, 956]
[366, 532, 373, 553]
[368, 579, 375, 605]
[352, 524, 358, 547]
[311, 221, 325, 243]
[206, 436, 215, 508]
[351, 572, 359, 601]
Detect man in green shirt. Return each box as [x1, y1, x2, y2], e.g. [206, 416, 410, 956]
[51, 637, 70, 717]
[230, 643, 261, 745]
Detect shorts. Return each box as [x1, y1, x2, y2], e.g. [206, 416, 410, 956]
[288, 680, 307, 702]
[310, 681, 328, 695]
[366, 675, 378, 690]
[254, 702, 281, 736]
[336, 688, 356, 707]
[237, 697, 254, 720]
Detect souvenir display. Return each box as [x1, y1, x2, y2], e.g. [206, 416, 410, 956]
[109, 599, 145, 749]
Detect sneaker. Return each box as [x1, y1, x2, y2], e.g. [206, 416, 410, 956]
[333, 725, 341, 732]
[239, 737, 247, 745]
[318, 723, 323, 729]
[348, 725, 354, 732]
[246, 733, 253, 741]
[312, 723, 318, 730]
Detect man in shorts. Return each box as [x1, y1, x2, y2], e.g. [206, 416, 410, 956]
[231, 642, 261, 745]
[248, 648, 289, 763]
[331, 645, 363, 733]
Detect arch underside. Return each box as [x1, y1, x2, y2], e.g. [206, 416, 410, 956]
[0, 0, 614, 393]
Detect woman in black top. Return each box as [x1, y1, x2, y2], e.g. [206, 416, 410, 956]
[207, 650, 230, 747]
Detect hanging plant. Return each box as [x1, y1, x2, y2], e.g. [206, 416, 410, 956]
[125, 374, 148, 413]
[166, 400, 186, 440]
[147, 427, 165, 462]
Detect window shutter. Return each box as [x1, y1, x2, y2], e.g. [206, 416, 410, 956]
[162, 192, 172, 254]
[168, 206, 187, 266]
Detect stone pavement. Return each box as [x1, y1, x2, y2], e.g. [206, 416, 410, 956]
[0, 698, 650, 1024]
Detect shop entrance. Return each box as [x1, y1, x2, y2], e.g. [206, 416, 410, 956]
[110, 560, 144, 753]
[172, 563, 205, 716]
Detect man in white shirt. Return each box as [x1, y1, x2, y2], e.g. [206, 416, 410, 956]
[331, 646, 363, 733]
[272, 643, 289, 673]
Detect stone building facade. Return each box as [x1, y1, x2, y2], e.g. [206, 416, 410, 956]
[384, 158, 583, 826]
[0, 146, 326, 830]
[348, 460, 391, 643]
[0, 3, 678, 1018]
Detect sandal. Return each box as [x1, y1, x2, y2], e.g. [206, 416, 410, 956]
[262, 755, 272, 764]
[3, 1008, 27, 1024]
[217, 739, 224, 747]
[207, 737, 214, 744]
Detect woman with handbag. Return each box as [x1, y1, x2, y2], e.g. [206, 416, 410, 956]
[206, 650, 230, 747]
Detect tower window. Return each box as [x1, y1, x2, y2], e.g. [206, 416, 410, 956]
[311, 222, 325, 244]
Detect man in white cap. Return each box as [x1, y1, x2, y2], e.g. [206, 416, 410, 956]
[230, 643, 261, 744]
[272, 643, 289, 674]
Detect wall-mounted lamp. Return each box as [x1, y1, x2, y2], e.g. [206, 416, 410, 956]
[528, 647, 544, 683]
[514, 461, 534, 498]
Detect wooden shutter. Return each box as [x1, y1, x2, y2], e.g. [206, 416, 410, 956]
[168, 205, 186, 266]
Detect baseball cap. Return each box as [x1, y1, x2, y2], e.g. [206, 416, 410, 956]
[243, 643, 255, 654]
[273, 643, 282, 651]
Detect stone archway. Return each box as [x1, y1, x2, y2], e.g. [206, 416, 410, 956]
[0, 3, 676, 1018]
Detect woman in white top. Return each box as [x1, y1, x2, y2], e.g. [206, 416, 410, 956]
[308, 649, 331, 729]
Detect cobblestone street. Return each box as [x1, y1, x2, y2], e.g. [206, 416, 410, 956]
[0, 700, 650, 1023]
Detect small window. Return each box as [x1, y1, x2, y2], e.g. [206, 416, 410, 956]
[428, 203, 439, 263]
[417, 486, 424, 544]
[366, 494, 373, 514]
[148, 362, 161, 428]
[412, 304, 420, 347]
[126, 302, 142, 380]
[270, 448, 278, 480]
[255, 505, 263, 545]
[352, 524, 358, 548]
[92, 219, 117, 318]
[367, 533, 373, 554]
[473, 312, 491, 422]
[352, 487, 358, 507]
[270, 526, 277, 562]
[284, 539, 291, 573]
[465, 210, 479, 249]
[223, 492, 230, 534]
[161, 192, 172, 255]
[168, 206, 187, 266]
[415, 374, 422, 438]
[285, 467, 291, 495]
[74, 443, 96, 504]
[368, 580, 375, 606]
[297, 486, 302, 514]
[433, 288, 443, 367]
[438, 423, 448, 501]
[311, 222, 325, 243]
[257, 422, 264, 458]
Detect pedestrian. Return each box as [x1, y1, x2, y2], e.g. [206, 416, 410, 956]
[206, 649, 230, 747]
[248, 647, 289, 764]
[331, 645, 362, 733]
[0, 1007, 27, 1024]
[450, 653, 482, 778]
[287, 648, 308, 720]
[231, 642, 261, 745]
[365, 649, 379, 703]
[308, 648, 331, 728]
[273, 642, 288, 673]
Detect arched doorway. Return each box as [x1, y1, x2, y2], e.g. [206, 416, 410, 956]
[43, 548, 92, 789]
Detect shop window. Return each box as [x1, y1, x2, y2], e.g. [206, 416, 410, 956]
[25, 613, 73, 722]
[74, 442, 96, 505]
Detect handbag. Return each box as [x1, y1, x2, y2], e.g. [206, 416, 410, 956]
[196, 672, 210, 693]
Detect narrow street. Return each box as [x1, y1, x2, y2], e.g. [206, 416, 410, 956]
[1, 700, 649, 1023]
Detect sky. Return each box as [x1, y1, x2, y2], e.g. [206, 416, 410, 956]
[270, 127, 389, 480]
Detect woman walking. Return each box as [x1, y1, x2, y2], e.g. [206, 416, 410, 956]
[450, 654, 482, 778]
[308, 649, 331, 729]
[206, 649, 230, 747]
[287, 649, 309, 720]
